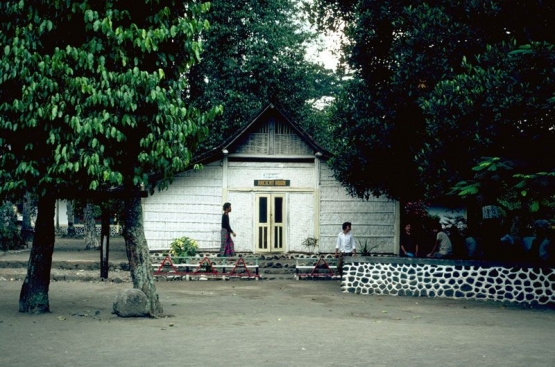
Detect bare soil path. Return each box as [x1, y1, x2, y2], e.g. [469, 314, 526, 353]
[1, 236, 554, 366]
[1, 278, 554, 367]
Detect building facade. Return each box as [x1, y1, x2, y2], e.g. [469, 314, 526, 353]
[143, 104, 400, 254]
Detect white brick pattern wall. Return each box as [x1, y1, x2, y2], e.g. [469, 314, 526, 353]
[342, 261, 555, 305]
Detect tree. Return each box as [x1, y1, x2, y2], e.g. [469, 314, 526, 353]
[424, 41, 555, 223]
[187, 0, 341, 150]
[309, 1, 555, 207]
[1, 0, 219, 315]
[83, 202, 99, 250]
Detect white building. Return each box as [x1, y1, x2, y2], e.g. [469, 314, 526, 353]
[143, 104, 400, 254]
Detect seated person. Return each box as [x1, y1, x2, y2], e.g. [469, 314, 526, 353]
[498, 233, 524, 261]
[400, 223, 418, 257]
[465, 236, 480, 259]
[522, 220, 552, 264]
[427, 224, 452, 259]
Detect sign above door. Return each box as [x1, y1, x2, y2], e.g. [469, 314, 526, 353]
[254, 180, 291, 187]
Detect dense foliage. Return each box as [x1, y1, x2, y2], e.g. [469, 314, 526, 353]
[309, 1, 555, 213]
[187, 0, 341, 151]
[1, 0, 220, 199]
[169, 236, 198, 257]
[0, 0, 218, 314]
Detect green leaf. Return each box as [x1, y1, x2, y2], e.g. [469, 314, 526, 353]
[529, 201, 540, 212]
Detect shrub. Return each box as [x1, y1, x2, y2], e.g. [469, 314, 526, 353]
[169, 236, 198, 257]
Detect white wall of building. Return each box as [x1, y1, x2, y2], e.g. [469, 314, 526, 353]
[318, 164, 398, 254]
[143, 160, 398, 254]
[143, 162, 223, 251]
[55, 199, 69, 227]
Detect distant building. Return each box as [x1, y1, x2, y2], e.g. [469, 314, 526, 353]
[143, 104, 400, 254]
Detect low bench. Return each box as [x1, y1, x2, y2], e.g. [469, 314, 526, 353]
[295, 256, 339, 280]
[151, 254, 260, 280]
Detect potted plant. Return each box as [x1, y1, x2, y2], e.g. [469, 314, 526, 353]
[169, 236, 198, 263]
[357, 239, 379, 256]
[301, 237, 319, 254]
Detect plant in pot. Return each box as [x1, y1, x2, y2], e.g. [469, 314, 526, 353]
[357, 239, 379, 256]
[301, 237, 319, 254]
[169, 236, 198, 263]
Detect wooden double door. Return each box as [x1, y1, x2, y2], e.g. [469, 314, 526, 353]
[255, 194, 286, 253]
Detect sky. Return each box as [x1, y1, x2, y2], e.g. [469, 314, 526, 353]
[306, 32, 341, 71]
[298, 0, 342, 71]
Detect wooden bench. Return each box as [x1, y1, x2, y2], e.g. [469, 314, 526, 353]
[151, 254, 260, 280]
[295, 257, 339, 280]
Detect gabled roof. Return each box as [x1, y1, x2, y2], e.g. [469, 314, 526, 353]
[192, 103, 331, 165]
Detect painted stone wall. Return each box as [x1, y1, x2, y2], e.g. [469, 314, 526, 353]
[342, 258, 555, 305]
[56, 225, 121, 237]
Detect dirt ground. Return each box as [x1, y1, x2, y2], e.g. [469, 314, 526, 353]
[1, 238, 555, 367]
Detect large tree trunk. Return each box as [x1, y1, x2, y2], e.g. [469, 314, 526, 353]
[122, 194, 163, 317]
[83, 202, 99, 249]
[19, 194, 56, 313]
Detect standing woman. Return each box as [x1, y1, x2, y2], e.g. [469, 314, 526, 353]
[220, 202, 236, 257]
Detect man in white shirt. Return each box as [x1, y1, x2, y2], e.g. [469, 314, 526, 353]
[335, 222, 356, 277]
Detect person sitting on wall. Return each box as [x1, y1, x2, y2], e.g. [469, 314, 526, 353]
[492, 219, 522, 262]
[335, 222, 356, 277]
[522, 219, 553, 264]
[480, 218, 504, 260]
[499, 232, 518, 261]
[427, 223, 453, 259]
[464, 235, 481, 260]
[400, 223, 418, 257]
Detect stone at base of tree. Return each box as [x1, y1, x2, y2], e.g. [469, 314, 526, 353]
[113, 288, 149, 317]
